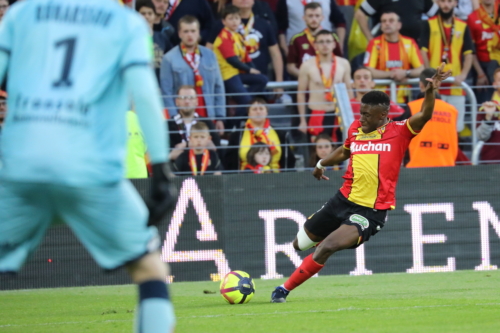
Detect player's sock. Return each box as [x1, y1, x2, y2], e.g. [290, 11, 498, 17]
[135, 280, 175, 333]
[283, 254, 324, 291]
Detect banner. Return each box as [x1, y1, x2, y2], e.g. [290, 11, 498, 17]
[2, 166, 500, 290]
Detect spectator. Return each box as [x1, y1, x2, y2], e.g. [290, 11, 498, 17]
[477, 100, 500, 163]
[213, 5, 269, 119]
[350, 67, 408, 121]
[225, 98, 295, 171]
[287, 2, 342, 79]
[277, 0, 346, 54]
[467, 0, 500, 104]
[0, 0, 8, 21]
[491, 67, 500, 103]
[207, 0, 284, 87]
[455, 0, 476, 20]
[354, 0, 437, 43]
[420, 0, 474, 133]
[161, 16, 226, 134]
[363, 11, 424, 104]
[244, 142, 273, 173]
[297, 30, 352, 140]
[164, 0, 214, 45]
[137, 0, 173, 81]
[174, 122, 223, 175]
[406, 68, 459, 168]
[125, 110, 148, 179]
[308, 133, 334, 168]
[151, 0, 176, 44]
[168, 86, 221, 160]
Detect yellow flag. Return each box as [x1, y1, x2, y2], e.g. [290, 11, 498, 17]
[348, 0, 368, 61]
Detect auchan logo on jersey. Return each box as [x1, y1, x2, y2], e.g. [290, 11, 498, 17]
[351, 141, 391, 153]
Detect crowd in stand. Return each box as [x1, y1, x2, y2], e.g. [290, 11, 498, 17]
[1, 0, 500, 177]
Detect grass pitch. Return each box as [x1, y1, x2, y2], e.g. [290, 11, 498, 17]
[1, 270, 499, 333]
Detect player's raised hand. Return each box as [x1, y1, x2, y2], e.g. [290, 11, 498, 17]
[425, 62, 452, 92]
[147, 163, 178, 226]
[312, 166, 329, 181]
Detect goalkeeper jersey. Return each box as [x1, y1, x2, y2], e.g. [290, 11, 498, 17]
[0, 0, 153, 186]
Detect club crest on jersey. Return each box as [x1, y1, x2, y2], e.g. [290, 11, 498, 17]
[351, 141, 391, 153]
[377, 126, 386, 135]
[349, 214, 369, 230]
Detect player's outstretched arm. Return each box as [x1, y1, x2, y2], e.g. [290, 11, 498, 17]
[312, 146, 351, 181]
[409, 63, 452, 132]
[124, 66, 177, 225]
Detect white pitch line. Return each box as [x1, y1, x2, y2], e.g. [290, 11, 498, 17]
[1, 303, 499, 328]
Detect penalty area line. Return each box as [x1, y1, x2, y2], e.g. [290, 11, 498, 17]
[178, 302, 500, 319]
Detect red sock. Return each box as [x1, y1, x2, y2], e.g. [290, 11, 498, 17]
[284, 254, 324, 291]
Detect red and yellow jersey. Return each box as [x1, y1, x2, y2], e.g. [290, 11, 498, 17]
[467, 9, 500, 64]
[421, 16, 474, 96]
[213, 28, 251, 81]
[340, 119, 419, 210]
[364, 35, 423, 103]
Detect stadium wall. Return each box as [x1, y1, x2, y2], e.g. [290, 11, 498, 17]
[2, 166, 500, 290]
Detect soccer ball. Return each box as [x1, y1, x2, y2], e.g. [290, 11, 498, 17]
[219, 271, 256, 304]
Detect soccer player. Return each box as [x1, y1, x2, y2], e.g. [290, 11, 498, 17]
[270, 63, 451, 303]
[0, 1, 177, 332]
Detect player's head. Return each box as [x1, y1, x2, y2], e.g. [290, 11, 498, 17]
[0, 0, 9, 22]
[314, 30, 335, 56]
[232, 0, 255, 10]
[437, 0, 457, 19]
[247, 97, 268, 126]
[176, 85, 198, 116]
[247, 143, 272, 167]
[136, 0, 156, 28]
[380, 12, 401, 36]
[359, 91, 390, 133]
[222, 5, 242, 32]
[353, 67, 375, 96]
[418, 68, 437, 92]
[0, 90, 6, 126]
[178, 16, 200, 47]
[303, 2, 323, 31]
[151, 0, 168, 19]
[189, 122, 211, 151]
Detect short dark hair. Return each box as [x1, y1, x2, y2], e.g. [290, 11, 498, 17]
[247, 97, 268, 114]
[315, 29, 334, 41]
[136, 0, 156, 13]
[178, 15, 200, 30]
[246, 143, 271, 167]
[222, 5, 240, 19]
[419, 68, 437, 86]
[361, 91, 390, 110]
[304, 2, 322, 12]
[380, 11, 400, 21]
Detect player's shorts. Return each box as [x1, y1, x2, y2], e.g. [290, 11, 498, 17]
[304, 191, 387, 248]
[0, 179, 160, 273]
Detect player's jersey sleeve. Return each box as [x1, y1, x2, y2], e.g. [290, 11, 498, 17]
[120, 17, 153, 73]
[397, 119, 420, 139]
[409, 39, 424, 68]
[364, 38, 379, 68]
[343, 121, 360, 150]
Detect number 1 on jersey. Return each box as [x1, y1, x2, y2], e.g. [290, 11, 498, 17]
[53, 37, 77, 88]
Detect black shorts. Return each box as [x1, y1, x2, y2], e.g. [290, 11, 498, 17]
[304, 191, 388, 248]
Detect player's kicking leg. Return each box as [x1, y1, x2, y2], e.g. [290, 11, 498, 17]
[271, 224, 359, 303]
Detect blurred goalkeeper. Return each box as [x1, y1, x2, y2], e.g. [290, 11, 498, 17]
[0, 1, 177, 332]
[271, 64, 451, 303]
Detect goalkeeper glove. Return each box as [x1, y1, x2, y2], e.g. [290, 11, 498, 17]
[147, 163, 178, 226]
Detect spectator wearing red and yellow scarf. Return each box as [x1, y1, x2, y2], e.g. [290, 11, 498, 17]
[225, 98, 295, 172]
